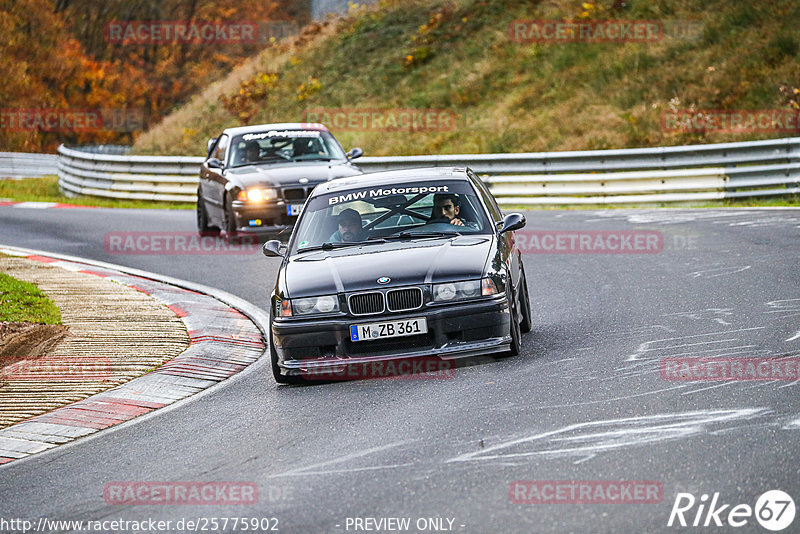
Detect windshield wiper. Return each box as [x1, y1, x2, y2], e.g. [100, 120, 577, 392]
[298, 239, 386, 252]
[383, 231, 461, 240]
[291, 156, 333, 162]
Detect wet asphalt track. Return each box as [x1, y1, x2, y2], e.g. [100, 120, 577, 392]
[1, 205, 800, 533]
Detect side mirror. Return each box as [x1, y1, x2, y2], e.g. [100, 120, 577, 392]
[498, 213, 526, 234]
[206, 158, 224, 169]
[263, 240, 285, 257]
[207, 137, 218, 157]
[346, 147, 363, 160]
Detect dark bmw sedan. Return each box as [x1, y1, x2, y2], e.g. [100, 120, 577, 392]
[262, 167, 532, 384]
[197, 123, 364, 236]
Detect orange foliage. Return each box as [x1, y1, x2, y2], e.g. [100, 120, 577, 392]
[0, 0, 303, 152]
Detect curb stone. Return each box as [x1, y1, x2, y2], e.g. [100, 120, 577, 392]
[0, 246, 268, 465]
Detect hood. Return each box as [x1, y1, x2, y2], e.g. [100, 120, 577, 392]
[284, 236, 493, 297]
[226, 160, 361, 189]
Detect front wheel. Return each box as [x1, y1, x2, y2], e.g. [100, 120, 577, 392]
[269, 309, 303, 385]
[519, 265, 533, 334]
[196, 194, 220, 235]
[223, 194, 238, 238]
[507, 288, 521, 357]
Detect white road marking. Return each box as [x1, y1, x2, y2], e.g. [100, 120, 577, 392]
[12, 201, 58, 209]
[765, 299, 800, 319]
[447, 408, 768, 463]
[268, 463, 415, 478]
[662, 308, 734, 325]
[531, 384, 690, 409]
[626, 326, 765, 361]
[689, 265, 751, 278]
[267, 440, 415, 478]
[781, 416, 800, 429]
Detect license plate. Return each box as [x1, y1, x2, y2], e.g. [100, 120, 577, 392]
[287, 204, 304, 216]
[350, 317, 427, 342]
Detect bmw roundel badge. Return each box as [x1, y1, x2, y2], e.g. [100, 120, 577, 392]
[377, 277, 391, 284]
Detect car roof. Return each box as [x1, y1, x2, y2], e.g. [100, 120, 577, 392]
[220, 123, 330, 137]
[314, 167, 471, 195]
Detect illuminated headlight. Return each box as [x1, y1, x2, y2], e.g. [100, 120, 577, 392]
[292, 295, 339, 316]
[433, 280, 483, 302]
[237, 188, 278, 202]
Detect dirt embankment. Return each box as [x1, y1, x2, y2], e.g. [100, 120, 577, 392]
[0, 322, 69, 373]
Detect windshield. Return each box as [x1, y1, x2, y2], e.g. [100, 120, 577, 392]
[228, 129, 346, 168]
[290, 180, 491, 254]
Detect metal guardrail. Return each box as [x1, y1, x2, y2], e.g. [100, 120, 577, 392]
[0, 152, 58, 179]
[55, 137, 800, 205]
[58, 145, 200, 202]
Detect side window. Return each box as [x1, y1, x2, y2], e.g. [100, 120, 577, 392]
[213, 134, 229, 163]
[468, 170, 502, 222]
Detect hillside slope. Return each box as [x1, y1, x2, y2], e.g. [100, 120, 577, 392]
[133, 0, 800, 156]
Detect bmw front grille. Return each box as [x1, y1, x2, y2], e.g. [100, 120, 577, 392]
[348, 287, 423, 315]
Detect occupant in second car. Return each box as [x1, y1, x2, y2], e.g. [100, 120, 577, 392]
[432, 193, 472, 227]
[243, 140, 261, 163]
[329, 208, 366, 242]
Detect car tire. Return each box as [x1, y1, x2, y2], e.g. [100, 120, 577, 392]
[269, 309, 303, 385]
[507, 287, 522, 357]
[196, 193, 220, 235]
[223, 194, 237, 239]
[519, 265, 533, 334]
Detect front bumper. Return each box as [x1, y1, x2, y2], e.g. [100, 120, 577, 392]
[231, 200, 301, 233]
[272, 296, 511, 378]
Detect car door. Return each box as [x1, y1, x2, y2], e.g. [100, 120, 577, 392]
[200, 134, 230, 222]
[468, 170, 521, 294]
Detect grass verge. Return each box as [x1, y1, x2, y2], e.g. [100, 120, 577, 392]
[0, 271, 62, 324]
[0, 176, 194, 210]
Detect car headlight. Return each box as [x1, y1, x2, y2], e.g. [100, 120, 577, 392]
[291, 295, 340, 316]
[237, 188, 278, 202]
[433, 279, 484, 302]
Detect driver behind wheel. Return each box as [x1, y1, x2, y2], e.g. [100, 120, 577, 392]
[329, 208, 366, 242]
[243, 140, 261, 163]
[432, 193, 477, 228]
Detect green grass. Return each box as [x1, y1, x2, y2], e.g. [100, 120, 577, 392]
[0, 271, 62, 324]
[0, 176, 194, 210]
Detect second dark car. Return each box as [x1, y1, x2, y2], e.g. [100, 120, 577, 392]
[197, 123, 364, 236]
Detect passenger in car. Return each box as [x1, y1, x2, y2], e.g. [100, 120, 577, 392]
[329, 208, 366, 242]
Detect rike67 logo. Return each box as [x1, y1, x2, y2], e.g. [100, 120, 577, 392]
[668, 490, 795, 531]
